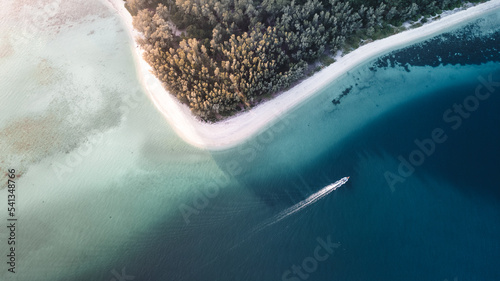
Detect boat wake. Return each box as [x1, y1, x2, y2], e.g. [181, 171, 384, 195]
[227, 177, 349, 251]
[254, 176, 350, 232]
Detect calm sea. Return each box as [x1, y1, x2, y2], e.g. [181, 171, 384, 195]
[1, 2, 498, 281]
[89, 11, 500, 281]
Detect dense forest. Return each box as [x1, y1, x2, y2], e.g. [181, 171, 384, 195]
[126, 0, 483, 121]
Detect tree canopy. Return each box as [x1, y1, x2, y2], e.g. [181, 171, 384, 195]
[126, 0, 481, 121]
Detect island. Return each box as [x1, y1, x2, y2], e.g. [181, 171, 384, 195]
[123, 0, 482, 121]
[102, 0, 499, 149]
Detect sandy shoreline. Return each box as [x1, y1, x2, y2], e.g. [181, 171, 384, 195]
[103, 0, 500, 150]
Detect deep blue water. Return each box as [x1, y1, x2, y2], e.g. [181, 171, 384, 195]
[79, 13, 500, 281]
[110, 67, 500, 281]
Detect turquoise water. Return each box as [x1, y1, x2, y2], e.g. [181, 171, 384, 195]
[133, 69, 500, 281]
[78, 71, 500, 280]
[0, 2, 499, 281]
[94, 15, 499, 281]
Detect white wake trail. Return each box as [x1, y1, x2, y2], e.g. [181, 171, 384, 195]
[254, 176, 350, 232]
[228, 177, 350, 251]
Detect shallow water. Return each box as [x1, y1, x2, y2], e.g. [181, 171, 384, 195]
[0, 1, 499, 281]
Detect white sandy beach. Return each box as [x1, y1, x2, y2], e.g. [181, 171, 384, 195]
[103, 0, 500, 150]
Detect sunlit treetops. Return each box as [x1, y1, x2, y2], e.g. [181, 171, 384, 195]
[126, 0, 480, 121]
